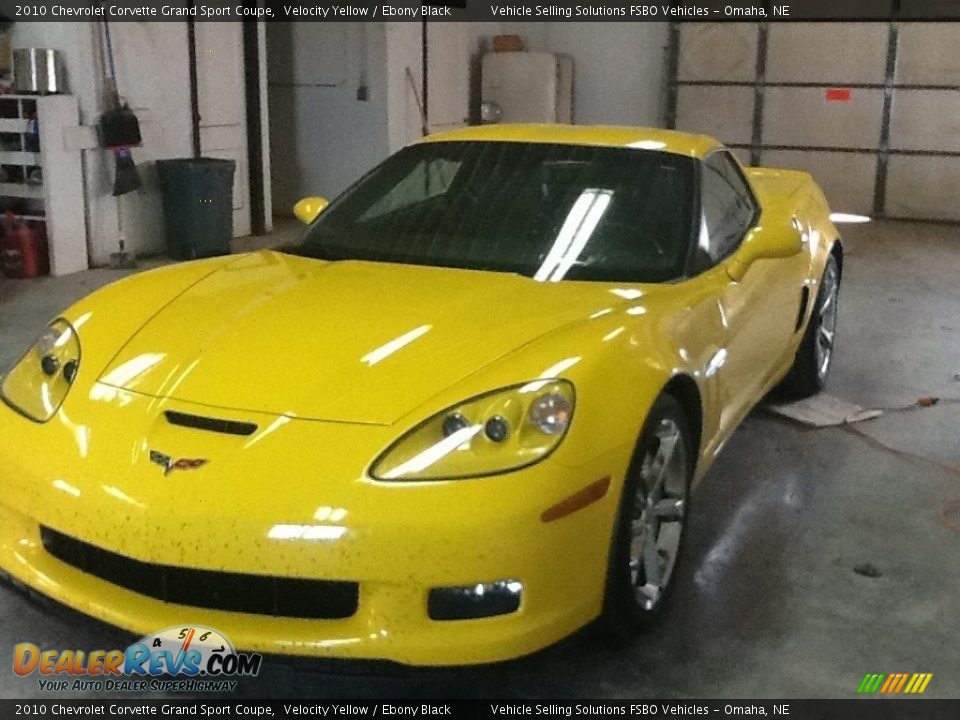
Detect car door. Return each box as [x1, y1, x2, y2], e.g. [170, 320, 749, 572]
[696, 151, 803, 433]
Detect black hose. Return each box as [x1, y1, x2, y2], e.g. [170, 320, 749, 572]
[187, 14, 201, 159]
[103, 21, 117, 84]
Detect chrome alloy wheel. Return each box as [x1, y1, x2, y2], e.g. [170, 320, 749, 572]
[815, 259, 840, 380]
[628, 417, 688, 611]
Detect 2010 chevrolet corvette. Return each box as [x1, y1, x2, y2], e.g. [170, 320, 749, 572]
[0, 125, 841, 665]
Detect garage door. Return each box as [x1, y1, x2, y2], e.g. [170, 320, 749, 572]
[669, 21, 960, 221]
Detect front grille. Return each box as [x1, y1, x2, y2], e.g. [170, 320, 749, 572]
[165, 410, 258, 437]
[41, 527, 358, 620]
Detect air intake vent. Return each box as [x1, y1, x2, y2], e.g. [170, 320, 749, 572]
[41, 527, 359, 620]
[165, 410, 257, 437]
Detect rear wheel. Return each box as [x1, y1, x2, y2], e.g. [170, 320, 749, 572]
[780, 253, 840, 399]
[600, 395, 692, 637]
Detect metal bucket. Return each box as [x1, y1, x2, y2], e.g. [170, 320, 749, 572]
[13, 48, 66, 94]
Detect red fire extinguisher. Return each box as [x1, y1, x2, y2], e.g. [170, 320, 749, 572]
[1, 212, 49, 279]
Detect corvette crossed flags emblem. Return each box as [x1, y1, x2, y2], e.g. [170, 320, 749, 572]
[149, 450, 208, 476]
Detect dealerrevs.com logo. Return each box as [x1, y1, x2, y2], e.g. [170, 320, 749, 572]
[14, 625, 262, 693]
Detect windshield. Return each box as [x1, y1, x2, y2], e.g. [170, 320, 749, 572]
[290, 141, 697, 283]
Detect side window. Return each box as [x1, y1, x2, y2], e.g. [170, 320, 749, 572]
[695, 151, 758, 271]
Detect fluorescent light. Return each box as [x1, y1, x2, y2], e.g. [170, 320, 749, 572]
[382, 425, 484, 479]
[102, 485, 145, 509]
[99, 353, 166, 387]
[313, 506, 348, 522]
[629, 140, 666, 150]
[53, 479, 80, 497]
[361, 324, 432, 366]
[548, 192, 612, 281]
[268, 524, 347, 541]
[704, 348, 728, 377]
[243, 415, 291, 449]
[534, 189, 613, 282]
[539, 356, 581, 379]
[829, 212, 871, 224]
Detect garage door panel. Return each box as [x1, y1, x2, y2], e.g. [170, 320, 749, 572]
[729, 148, 752, 166]
[896, 24, 960, 85]
[678, 23, 758, 82]
[674, 20, 955, 222]
[760, 150, 876, 216]
[676, 86, 754, 146]
[766, 23, 888, 84]
[885, 156, 960, 221]
[888, 90, 960, 152]
[762, 88, 884, 150]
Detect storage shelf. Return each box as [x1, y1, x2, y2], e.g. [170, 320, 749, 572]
[0, 182, 43, 199]
[0, 94, 85, 276]
[0, 118, 30, 133]
[0, 150, 41, 165]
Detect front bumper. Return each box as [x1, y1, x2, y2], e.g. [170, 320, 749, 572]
[0, 388, 627, 665]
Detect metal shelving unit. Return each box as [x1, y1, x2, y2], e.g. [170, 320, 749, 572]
[0, 93, 87, 275]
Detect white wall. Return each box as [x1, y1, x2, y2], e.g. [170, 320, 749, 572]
[11, 22, 194, 266]
[501, 22, 670, 126]
[267, 23, 390, 213]
[270, 22, 510, 212]
[385, 22, 423, 153]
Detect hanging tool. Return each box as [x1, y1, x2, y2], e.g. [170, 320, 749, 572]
[95, 17, 141, 269]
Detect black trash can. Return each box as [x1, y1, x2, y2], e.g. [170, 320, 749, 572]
[156, 158, 235, 260]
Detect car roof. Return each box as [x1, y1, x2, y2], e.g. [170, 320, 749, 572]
[420, 124, 721, 159]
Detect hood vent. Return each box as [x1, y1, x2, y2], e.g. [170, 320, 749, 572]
[164, 410, 257, 437]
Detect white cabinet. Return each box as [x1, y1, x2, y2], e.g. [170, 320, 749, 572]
[481, 52, 574, 124]
[0, 94, 86, 276]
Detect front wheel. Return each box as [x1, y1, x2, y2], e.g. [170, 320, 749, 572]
[599, 395, 693, 637]
[779, 253, 841, 399]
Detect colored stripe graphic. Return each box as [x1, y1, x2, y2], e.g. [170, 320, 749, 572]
[857, 673, 885, 693]
[905, 673, 933, 694]
[858, 673, 932, 694]
[893, 674, 909, 693]
[880, 674, 896, 693]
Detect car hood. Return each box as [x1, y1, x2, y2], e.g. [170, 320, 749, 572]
[97, 251, 617, 425]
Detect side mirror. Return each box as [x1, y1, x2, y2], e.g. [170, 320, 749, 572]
[293, 196, 330, 225]
[726, 221, 803, 281]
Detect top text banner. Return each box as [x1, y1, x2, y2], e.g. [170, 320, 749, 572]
[2, 0, 960, 22]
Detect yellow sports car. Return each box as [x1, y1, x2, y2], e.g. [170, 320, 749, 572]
[0, 125, 841, 666]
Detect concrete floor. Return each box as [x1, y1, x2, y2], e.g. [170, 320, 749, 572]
[1, 219, 958, 699]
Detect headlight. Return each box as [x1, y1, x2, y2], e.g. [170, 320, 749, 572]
[371, 380, 575, 481]
[1, 319, 81, 422]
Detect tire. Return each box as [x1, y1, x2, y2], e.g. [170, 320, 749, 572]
[599, 394, 693, 638]
[779, 253, 841, 399]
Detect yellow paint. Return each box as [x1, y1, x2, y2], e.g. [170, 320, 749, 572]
[422, 123, 721, 158]
[293, 196, 329, 225]
[0, 126, 839, 665]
